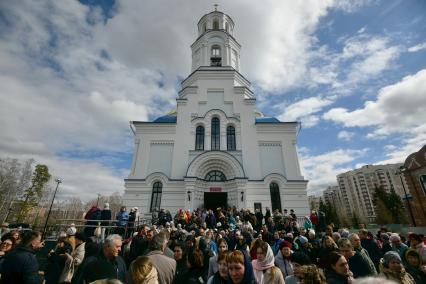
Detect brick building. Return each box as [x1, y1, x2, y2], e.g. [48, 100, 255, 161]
[402, 145, 426, 226]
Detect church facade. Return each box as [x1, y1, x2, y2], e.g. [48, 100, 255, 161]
[123, 9, 309, 216]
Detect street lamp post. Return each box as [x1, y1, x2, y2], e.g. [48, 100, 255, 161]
[398, 167, 416, 227]
[42, 178, 62, 237]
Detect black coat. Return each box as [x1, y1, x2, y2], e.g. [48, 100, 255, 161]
[81, 251, 126, 283]
[325, 268, 350, 284]
[101, 209, 112, 226]
[0, 246, 42, 284]
[348, 251, 373, 278]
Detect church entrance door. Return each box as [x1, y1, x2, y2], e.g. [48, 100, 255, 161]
[204, 192, 227, 210]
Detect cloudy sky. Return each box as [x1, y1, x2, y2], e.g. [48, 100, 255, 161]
[0, 0, 425, 200]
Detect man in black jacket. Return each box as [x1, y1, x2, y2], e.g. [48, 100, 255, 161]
[80, 234, 126, 283]
[1, 230, 43, 284]
[338, 237, 376, 278]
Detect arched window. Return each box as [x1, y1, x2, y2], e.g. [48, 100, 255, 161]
[211, 45, 221, 66]
[150, 181, 162, 212]
[225, 22, 229, 33]
[195, 126, 204, 150]
[211, 45, 221, 57]
[270, 182, 282, 212]
[420, 175, 426, 195]
[213, 19, 219, 29]
[227, 126, 236, 151]
[211, 117, 220, 150]
[205, 170, 226, 181]
[203, 22, 207, 32]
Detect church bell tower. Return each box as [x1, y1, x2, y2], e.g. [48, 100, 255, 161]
[191, 6, 241, 72]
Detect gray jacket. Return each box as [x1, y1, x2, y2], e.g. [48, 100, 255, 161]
[146, 250, 176, 284]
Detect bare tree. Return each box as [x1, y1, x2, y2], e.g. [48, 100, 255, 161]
[0, 158, 34, 222]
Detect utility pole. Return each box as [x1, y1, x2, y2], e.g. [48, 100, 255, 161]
[42, 178, 62, 237]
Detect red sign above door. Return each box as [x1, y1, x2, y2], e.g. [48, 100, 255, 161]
[210, 187, 222, 192]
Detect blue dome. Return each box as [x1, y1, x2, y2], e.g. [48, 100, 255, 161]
[255, 117, 280, 123]
[152, 115, 177, 123]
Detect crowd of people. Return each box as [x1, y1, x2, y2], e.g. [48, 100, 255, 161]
[0, 205, 425, 284]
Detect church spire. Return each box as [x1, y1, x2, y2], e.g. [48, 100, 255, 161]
[191, 9, 241, 72]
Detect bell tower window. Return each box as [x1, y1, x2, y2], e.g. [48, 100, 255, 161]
[211, 45, 222, 67]
[213, 19, 219, 30]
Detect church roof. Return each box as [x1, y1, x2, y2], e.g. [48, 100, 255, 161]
[255, 117, 281, 123]
[152, 115, 177, 123]
[147, 115, 292, 124]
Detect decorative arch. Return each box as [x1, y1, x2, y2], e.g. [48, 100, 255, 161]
[186, 151, 245, 180]
[145, 172, 169, 186]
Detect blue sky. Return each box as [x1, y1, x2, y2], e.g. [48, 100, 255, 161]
[0, 0, 425, 200]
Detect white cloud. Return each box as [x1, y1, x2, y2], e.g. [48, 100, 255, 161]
[337, 130, 355, 141]
[306, 34, 401, 93]
[277, 97, 333, 127]
[408, 42, 426, 53]
[324, 69, 426, 166]
[0, 0, 377, 201]
[300, 148, 368, 195]
[323, 69, 426, 135]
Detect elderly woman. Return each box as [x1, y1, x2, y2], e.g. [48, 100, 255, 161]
[274, 240, 294, 278]
[379, 251, 415, 284]
[404, 249, 426, 284]
[252, 241, 285, 284]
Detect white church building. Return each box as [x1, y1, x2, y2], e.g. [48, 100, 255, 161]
[123, 9, 309, 217]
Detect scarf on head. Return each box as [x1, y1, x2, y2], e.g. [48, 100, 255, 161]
[252, 243, 275, 283]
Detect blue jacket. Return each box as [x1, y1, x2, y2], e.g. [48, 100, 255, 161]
[116, 211, 129, 227]
[0, 246, 42, 284]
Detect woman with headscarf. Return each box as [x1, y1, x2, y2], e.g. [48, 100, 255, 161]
[379, 251, 415, 284]
[408, 233, 426, 264]
[404, 248, 426, 284]
[226, 250, 256, 284]
[252, 241, 285, 284]
[274, 240, 294, 278]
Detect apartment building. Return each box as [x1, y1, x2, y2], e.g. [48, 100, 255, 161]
[336, 164, 406, 223]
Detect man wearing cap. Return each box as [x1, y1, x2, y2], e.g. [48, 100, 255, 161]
[390, 233, 409, 262]
[298, 236, 312, 261]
